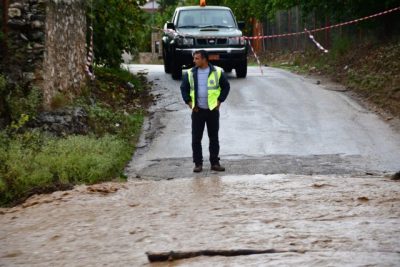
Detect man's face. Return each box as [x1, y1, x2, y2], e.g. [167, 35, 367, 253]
[193, 53, 207, 67]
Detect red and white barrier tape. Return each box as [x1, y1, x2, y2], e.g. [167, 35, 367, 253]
[305, 28, 328, 53]
[245, 6, 400, 40]
[248, 41, 264, 75]
[85, 26, 95, 80]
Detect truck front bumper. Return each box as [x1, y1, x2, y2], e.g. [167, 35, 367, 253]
[175, 47, 247, 69]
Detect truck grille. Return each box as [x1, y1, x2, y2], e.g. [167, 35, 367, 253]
[196, 38, 228, 45]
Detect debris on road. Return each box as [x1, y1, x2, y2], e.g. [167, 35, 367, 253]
[146, 248, 306, 262]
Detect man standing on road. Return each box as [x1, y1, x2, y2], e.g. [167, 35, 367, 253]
[180, 50, 230, 173]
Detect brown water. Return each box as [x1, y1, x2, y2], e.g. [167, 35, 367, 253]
[1, 174, 399, 266]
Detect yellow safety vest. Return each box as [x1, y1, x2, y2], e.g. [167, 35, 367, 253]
[188, 66, 222, 110]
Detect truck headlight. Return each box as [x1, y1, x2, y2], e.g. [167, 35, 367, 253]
[229, 37, 246, 45]
[177, 37, 194, 46]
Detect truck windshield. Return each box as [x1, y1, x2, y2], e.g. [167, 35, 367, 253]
[177, 9, 236, 28]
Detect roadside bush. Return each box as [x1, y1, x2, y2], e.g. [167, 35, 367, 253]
[0, 132, 132, 206]
[7, 86, 42, 121]
[0, 66, 151, 206]
[330, 36, 352, 59]
[0, 74, 42, 124]
[94, 66, 146, 93]
[86, 103, 143, 141]
[0, 67, 152, 206]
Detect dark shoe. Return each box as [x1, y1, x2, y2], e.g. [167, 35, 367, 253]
[193, 164, 203, 173]
[211, 164, 225, 172]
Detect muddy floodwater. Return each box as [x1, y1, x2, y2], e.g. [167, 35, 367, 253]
[1, 174, 399, 266]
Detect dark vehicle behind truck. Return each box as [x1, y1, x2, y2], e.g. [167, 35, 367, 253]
[162, 5, 248, 80]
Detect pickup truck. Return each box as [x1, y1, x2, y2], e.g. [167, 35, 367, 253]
[162, 5, 248, 80]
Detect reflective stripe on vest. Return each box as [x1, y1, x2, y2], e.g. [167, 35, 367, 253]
[188, 66, 222, 110]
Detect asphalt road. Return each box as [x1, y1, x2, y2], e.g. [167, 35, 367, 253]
[125, 65, 400, 179]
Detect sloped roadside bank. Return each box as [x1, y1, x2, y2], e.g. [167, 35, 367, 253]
[261, 40, 400, 123]
[0, 67, 154, 207]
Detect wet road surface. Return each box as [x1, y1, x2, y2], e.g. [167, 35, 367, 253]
[1, 66, 400, 266]
[125, 65, 400, 179]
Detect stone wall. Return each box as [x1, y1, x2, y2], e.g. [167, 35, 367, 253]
[4, 0, 87, 109]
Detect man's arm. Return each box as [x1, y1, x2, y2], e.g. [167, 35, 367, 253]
[180, 72, 191, 104]
[218, 72, 230, 103]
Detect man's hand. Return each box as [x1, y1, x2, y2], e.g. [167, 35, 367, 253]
[216, 101, 221, 110]
[188, 101, 199, 112]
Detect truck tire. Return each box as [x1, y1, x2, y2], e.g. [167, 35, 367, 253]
[235, 59, 247, 78]
[223, 67, 232, 73]
[163, 49, 171, 74]
[171, 59, 182, 80]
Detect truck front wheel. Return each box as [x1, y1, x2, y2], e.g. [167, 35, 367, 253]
[235, 58, 247, 78]
[163, 49, 171, 74]
[171, 59, 182, 80]
[223, 67, 232, 73]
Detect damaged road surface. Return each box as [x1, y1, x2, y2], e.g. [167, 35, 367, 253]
[1, 66, 400, 266]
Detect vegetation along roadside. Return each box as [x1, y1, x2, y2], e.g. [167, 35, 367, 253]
[0, 67, 153, 207]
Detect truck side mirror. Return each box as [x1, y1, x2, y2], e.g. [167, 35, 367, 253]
[238, 21, 245, 30]
[166, 22, 175, 30]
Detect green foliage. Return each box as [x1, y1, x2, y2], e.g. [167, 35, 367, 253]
[135, 3, 177, 52]
[86, 103, 143, 141]
[84, 67, 145, 140]
[0, 132, 132, 206]
[330, 36, 352, 58]
[88, 0, 147, 67]
[0, 75, 6, 92]
[7, 86, 42, 122]
[226, 0, 266, 21]
[88, 66, 149, 109]
[94, 66, 141, 85]
[0, 5, 2, 43]
[50, 92, 71, 110]
[0, 74, 42, 124]
[10, 114, 30, 131]
[0, 66, 150, 206]
[158, 0, 179, 12]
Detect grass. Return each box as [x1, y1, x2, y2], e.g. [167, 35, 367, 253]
[0, 67, 151, 206]
[0, 133, 132, 206]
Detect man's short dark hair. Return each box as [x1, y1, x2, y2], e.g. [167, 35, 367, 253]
[193, 50, 209, 61]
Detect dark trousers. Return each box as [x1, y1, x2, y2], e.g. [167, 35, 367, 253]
[192, 108, 220, 165]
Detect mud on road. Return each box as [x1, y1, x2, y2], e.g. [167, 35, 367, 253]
[1, 175, 399, 266]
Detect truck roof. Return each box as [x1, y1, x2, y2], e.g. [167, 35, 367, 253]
[175, 6, 232, 11]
